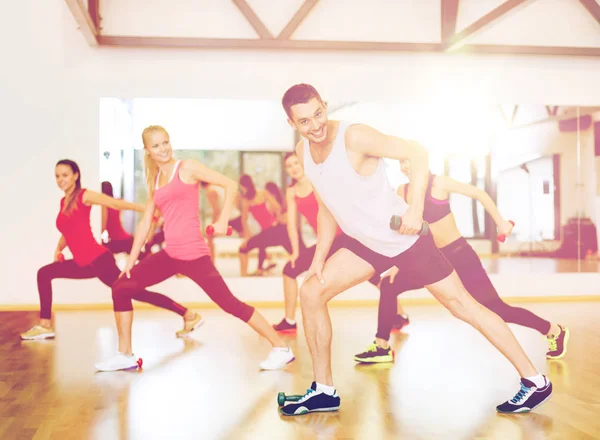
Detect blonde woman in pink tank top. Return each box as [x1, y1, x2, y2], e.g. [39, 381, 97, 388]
[94, 125, 295, 372]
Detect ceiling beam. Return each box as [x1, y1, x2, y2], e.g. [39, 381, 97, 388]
[88, 0, 100, 31]
[441, 0, 460, 44]
[277, 0, 319, 40]
[445, 0, 535, 51]
[64, 0, 98, 46]
[232, 0, 273, 39]
[97, 36, 600, 57]
[579, 0, 600, 26]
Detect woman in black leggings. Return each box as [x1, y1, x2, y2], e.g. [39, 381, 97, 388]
[354, 159, 569, 363]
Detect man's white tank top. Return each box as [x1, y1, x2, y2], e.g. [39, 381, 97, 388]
[303, 121, 418, 257]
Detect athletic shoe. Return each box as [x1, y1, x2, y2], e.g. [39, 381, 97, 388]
[353, 341, 394, 363]
[176, 313, 204, 338]
[546, 325, 570, 359]
[391, 314, 410, 332]
[280, 382, 340, 416]
[20, 325, 55, 340]
[95, 353, 141, 372]
[273, 318, 297, 333]
[259, 347, 295, 370]
[496, 376, 552, 413]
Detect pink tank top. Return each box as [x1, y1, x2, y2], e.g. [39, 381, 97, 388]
[295, 189, 342, 236]
[153, 161, 210, 261]
[249, 201, 276, 230]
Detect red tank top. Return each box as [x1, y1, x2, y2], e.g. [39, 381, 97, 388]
[153, 161, 210, 261]
[56, 189, 108, 267]
[249, 201, 276, 230]
[295, 190, 342, 236]
[106, 208, 131, 240]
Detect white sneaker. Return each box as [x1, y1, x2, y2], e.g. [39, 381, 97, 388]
[95, 353, 141, 372]
[259, 347, 295, 370]
[20, 325, 55, 340]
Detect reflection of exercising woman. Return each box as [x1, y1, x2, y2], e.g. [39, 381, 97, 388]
[101, 181, 134, 254]
[238, 175, 297, 276]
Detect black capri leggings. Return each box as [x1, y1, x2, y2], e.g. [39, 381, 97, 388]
[112, 250, 255, 322]
[239, 224, 303, 269]
[375, 237, 551, 340]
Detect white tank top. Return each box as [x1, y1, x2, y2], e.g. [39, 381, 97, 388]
[303, 121, 418, 257]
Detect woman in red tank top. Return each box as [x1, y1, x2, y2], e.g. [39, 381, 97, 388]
[238, 174, 288, 276]
[94, 125, 294, 372]
[20, 160, 190, 341]
[272, 153, 381, 333]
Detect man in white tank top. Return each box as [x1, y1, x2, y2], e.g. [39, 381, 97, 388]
[276, 84, 551, 417]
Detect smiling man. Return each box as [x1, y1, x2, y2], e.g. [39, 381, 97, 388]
[277, 83, 552, 416]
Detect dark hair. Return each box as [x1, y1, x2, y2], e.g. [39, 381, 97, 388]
[200, 181, 209, 188]
[101, 181, 113, 197]
[239, 174, 256, 200]
[56, 159, 82, 215]
[265, 181, 283, 207]
[281, 83, 323, 119]
[284, 152, 299, 186]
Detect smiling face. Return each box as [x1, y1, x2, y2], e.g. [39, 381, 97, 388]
[284, 154, 304, 181]
[143, 129, 173, 165]
[287, 97, 329, 144]
[55, 164, 79, 193]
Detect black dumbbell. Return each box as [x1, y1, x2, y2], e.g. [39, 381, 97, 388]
[389, 215, 430, 235]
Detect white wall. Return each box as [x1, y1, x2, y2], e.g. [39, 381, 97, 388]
[4, 1, 600, 307]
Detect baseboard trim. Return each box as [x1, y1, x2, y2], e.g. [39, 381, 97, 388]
[1, 295, 599, 312]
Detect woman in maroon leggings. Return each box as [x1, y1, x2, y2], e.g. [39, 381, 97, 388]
[21, 160, 195, 340]
[94, 125, 295, 372]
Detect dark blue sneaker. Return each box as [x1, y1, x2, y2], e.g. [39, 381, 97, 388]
[279, 382, 340, 416]
[496, 377, 552, 413]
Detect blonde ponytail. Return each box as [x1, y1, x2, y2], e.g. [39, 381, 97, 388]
[141, 125, 168, 198]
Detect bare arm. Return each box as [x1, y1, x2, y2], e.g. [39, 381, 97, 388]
[440, 176, 507, 227]
[286, 188, 300, 256]
[55, 235, 67, 253]
[313, 189, 338, 262]
[127, 200, 157, 263]
[241, 198, 251, 239]
[347, 124, 429, 215]
[263, 190, 282, 225]
[101, 206, 108, 233]
[206, 190, 221, 224]
[83, 190, 145, 213]
[183, 159, 237, 227]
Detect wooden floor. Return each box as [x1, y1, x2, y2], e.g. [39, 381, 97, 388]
[1, 303, 599, 440]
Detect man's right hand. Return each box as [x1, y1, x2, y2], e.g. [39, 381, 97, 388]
[305, 257, 326, 285]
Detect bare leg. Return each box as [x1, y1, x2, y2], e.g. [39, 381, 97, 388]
[239, 252, 249, 277]
[283, 275, 298, 321]
[115, 311, 134, 355]
[299, 249, 375, 386]
[426, 271, 538, 377]
[246, 310, 287, 348]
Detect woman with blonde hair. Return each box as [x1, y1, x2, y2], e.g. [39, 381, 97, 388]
[94, 126, 295, 372]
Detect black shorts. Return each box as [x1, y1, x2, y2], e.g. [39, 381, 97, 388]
[337, 233, 453, 290]
[283, 235, 380, 286]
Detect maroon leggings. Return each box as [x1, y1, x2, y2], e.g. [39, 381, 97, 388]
[112, 251, 255, 322]
[37, 251, 187, 319]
